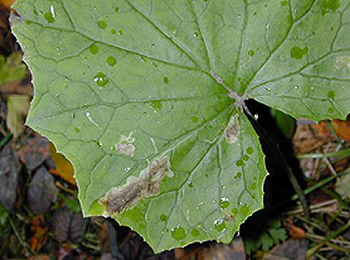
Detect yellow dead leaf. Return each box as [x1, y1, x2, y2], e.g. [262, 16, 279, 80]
[49, 142, 76, 185]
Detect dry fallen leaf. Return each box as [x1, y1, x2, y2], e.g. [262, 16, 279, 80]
[0, 0, 15, 8]
[331, 119, 350, 142]
[30, 215, 48, 252]
[263, 239, 309, 260]
[293, 122, 333, 154]
[335, 173, 350, 199]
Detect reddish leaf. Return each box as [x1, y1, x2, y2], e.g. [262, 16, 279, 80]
[52, 207, 88, 243]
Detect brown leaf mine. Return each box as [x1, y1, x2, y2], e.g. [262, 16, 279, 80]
[224, 115, 240, 143]
[100, 156, 173, 215]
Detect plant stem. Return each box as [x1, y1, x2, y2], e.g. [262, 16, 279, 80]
[8, 218, 34, 256]
[296, 148, 350, 159]
[0, 133, 12, 149]
[244, 109, 310, 218]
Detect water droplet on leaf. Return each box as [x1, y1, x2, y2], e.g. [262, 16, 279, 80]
[242, 155, 249, 161]
[247, 147, 254, 154]
[191, 116, 199, 123]
[219, 198, 230, 209]
[97, 20, 107, 29]
[240, 204, 250, 215]
[290, 46, 308, 60]
[236, 160, 244, 167]
[248, 50, 255, 56]
[44, 12, 55, 23]
[327, 90, 335, 99]
[160, 214, 168, 221]
[107, 56, 117, 66]
[150, 100, 162, 113]
[172, 226, 186, 240]
[94, 72, 109, 87]
[213, 219, 226, 232]
[89, 44, 99, 55]
[191, 229, 200, 237]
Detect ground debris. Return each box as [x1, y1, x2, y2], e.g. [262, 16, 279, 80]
[52, 207, 87, 243]
[0, 142, 20, 211]
[27, 166, 58, 214]
[18, 136, 49, 171]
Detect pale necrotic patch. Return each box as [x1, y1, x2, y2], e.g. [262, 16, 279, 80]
[100, 156, 173, 215]
[115, 132, 136, 156]
[335, 56, 350, 71]
[224, 114, 241, 143]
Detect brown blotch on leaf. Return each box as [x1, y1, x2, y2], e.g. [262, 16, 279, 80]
[100, 156, 173, 215]
[224, 115, 240, 143]
[224, 215, 235, 222]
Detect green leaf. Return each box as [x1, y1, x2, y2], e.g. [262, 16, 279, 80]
[270, 109, 296, 139]
[0, 53, 26, 85]
[244, 219, 288, 255]
[11, 0, 350, 252]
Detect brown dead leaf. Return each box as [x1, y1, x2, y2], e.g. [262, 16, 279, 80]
[263, 239, 308, 260]
[175, 238, 245, 260]
[49, 142, 76, 185]
[289, 225, 306, 239]
[99, 221, 111, 253]
[30, 215, 48, 252]
[293, 122, 333, 154]
[331, 119, 350, 142]
[201, 238, 246, 260]
[0, 0, 15, 8]
[6, 94, 30, 138]
[0, 77, 33, 96]
[28, 254, 50, 260]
